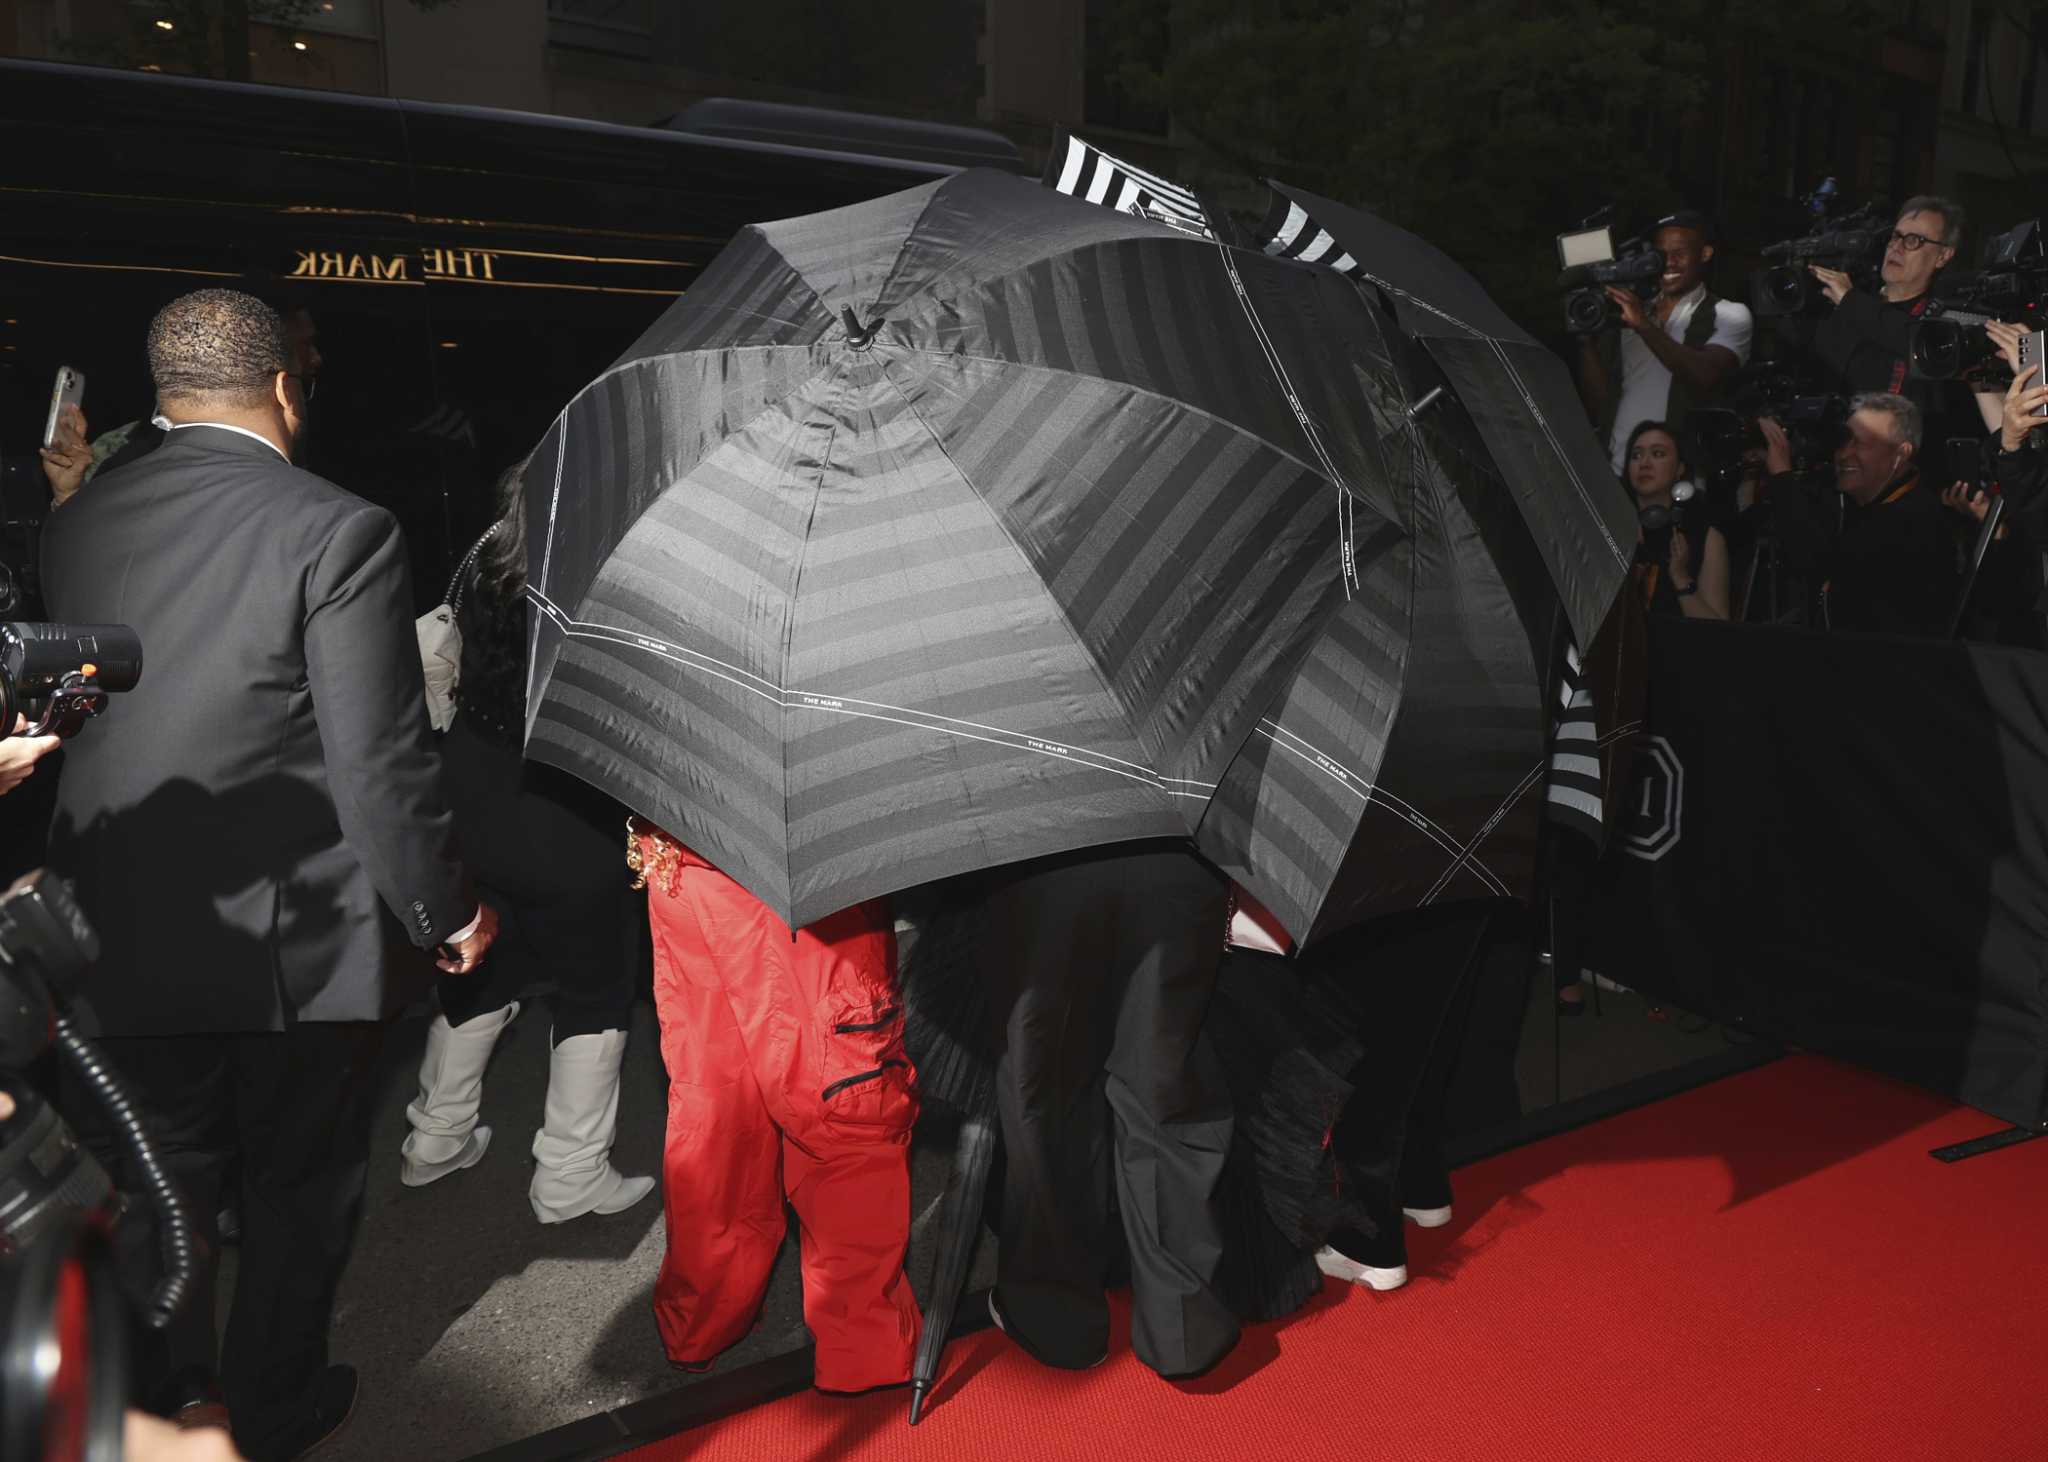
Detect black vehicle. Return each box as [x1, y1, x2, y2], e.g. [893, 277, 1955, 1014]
[0, 60, 1018, 609]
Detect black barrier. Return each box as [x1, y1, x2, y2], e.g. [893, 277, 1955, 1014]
[1591, 618, 2048, 1130]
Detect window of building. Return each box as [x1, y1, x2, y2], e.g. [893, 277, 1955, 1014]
[293, 0, 377, 38]
[1961, 1, 1991, 116]
[547, 0, 656, 59]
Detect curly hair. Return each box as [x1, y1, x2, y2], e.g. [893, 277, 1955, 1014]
[146, 288, 287, 409]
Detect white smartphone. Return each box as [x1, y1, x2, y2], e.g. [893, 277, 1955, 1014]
[2019, 331, 2048, 418]
[1557, 226, 1616, 270]
[43, 365, 85, 449]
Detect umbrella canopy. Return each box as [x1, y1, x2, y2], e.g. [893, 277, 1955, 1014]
[1199, 335, 1556, 945]
[520, 167, 1408, 928]
[1195, 183, 1631, 946]
[1257, 182, 1633, 650]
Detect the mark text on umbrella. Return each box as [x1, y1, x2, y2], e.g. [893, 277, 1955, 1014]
[1028, 739, 1073, 757]
[798, 694, 845, 710]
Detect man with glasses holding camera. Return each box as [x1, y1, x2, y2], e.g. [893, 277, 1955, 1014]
[1806, 197, 1979, 484]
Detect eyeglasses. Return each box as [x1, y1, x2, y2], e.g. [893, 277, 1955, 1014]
[287, 372, 318, 403]
[1888, 229, 1948, 254]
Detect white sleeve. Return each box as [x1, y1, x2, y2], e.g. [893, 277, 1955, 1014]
[1706, 300, 1754, 363]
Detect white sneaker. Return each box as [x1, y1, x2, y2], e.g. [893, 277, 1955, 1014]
[1314, 1245, 1407, 1291]
[1401, 1205, 1452, 1229]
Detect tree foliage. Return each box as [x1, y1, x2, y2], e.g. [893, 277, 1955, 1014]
[1099, 0, 1883, 336]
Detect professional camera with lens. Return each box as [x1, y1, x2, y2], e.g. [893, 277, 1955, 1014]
[0, 871, 198, 1462]
[1908, 219, 2048, 382]
[1752, 201, 1893, 318]
[1557, 238, 1667, 335]
[0, 623, 141, 740]
[1686, 365, 1850, 491]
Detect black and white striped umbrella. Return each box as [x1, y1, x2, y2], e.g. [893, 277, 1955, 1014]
[1256, 182, 1635, 651]
[518, 167, 1407, 928]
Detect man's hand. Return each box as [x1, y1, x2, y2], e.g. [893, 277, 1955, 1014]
[1756, 416, 1796, 477]
[125, 1409, 247, 1462]
[435, 903, 500, 974]
[1986, 319, 2029, 375]
[1606, 285, 1651, 333]
[1668, 527, 1695, 584]
[1808, 266, 1852, 305]
[39, 403, 90, 506]
[2000, 363, 2048, 452]
[0, 716, 61, 795]
[1941, 481, 1993, 523]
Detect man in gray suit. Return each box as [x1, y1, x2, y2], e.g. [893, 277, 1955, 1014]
[43, 288, 498, 1460]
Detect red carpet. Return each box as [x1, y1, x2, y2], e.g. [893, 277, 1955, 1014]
[621, 1055, 2048, 1462]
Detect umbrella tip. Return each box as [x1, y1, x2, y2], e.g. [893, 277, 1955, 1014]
[908, 1381, 929, 1425]
[841, 305, 884, 350]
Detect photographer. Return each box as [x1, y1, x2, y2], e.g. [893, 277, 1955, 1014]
[1578, 211, 1754, 472]
[1622, 420, 1730, 620]
[1804, 198, 1980, 482]
[1762, 393, 1958, 636]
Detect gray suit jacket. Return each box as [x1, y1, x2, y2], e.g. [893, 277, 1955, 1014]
[42, 426, 470, 1035]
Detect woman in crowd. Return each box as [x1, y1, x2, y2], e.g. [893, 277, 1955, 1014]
[398, 464, 655, 1224]
[1623, 419, 1730, 622]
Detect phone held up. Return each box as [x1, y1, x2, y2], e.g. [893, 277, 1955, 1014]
[2017, 331, 2048, 419]
[42, 366, 84, 450]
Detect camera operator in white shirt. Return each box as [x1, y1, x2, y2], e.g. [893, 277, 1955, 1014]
[1578, 210, 1754, 473]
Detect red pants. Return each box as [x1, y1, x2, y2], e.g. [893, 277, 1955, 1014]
[641, 835, 920, 1391]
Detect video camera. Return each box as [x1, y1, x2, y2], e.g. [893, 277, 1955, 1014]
[0, 624, 141, 740]
[1908, 219, 2048, 381]
[0, 871, 198, 1461]
[1752, 199, 1893, 318]
[1686, 365, 1851, 498]
[1556, 222, 1666, 336]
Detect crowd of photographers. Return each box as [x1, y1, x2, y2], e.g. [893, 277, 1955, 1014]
[1570, 194, 2048, 643]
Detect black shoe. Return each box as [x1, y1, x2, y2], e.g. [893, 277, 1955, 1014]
[236, 1365, 358, 1462]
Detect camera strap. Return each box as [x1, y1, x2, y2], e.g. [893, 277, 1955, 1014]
[1887, 297, 1934, 394]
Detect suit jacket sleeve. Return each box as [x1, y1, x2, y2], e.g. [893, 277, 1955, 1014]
[303, 505, 471, 947]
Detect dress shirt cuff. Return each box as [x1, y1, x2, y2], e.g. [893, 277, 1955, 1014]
[447, 906, 484, 945]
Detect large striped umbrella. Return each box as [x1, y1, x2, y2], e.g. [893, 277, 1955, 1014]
[1194, 183, 1632, 945]
[518, 167, 1408, 928]
[1198, 337, 1558, 944]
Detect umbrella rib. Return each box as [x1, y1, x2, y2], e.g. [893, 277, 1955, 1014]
[525, 589, 1213, 797]
[870, 357, 1173, 792]
[1417, 758, 1546, 906]
[1478, 338, 1629, 571]
[778, 360, 845, 923]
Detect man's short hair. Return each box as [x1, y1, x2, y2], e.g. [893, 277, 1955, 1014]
[1850, 391, 1923, 451]
[1653, 209, 1716, 246]
[146, 288, 287, 409]
[1898, 195, 1966, 250]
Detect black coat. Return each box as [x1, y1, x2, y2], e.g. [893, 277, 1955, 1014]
[42, 426, 471, 1035]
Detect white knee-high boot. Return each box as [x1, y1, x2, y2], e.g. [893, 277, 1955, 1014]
[400, 1001, 520, 1187]
[529, 1028, 657, 1223]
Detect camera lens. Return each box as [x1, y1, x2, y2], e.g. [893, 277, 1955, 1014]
[1762, 266, 1809, 314]
[1564, 288, 1610, 334]
[1910, 319, 1962, 380]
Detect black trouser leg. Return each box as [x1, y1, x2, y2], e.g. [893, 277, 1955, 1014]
[984, 861, 1126, 1368]
[1104, 852, 1237, 1378]
[220, 1020, 387, 1453]
[1321, 904, 1495, 1262]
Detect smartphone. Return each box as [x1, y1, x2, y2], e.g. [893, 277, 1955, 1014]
[1946, 437, 1992, 494]
[42, 365, 85, 449]
[2017, 331, 2048, 417]
[1557, 226, 1615, 270]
